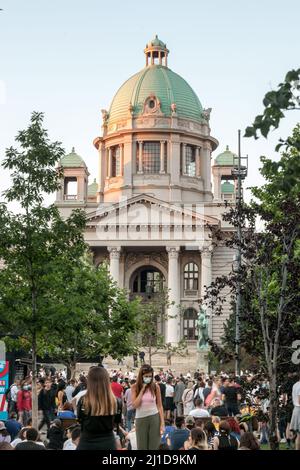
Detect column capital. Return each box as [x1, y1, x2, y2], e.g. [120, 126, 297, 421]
[166, 246, 180, 258]
[160, 140, 166, 144]
[202, 142, 212, 152]
[182, 142, 187, 147]
[201, 245, 213, 257]
[138, 140, 144, 144]
[108, 246, 121, 259]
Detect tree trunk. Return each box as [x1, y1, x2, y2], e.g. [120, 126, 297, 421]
[269, 372, 279, 450]
[31, 336, 38, 429]
[70, 362, 76, 380]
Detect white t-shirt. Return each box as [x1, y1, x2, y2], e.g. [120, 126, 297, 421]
[165, 384, 174, 398]
[65, 385, 75, 402]
[63, 438, 77, 450]
[189, 408, 210, 418]
[10, 384, 19, 402]
[292, 381, 300, 407]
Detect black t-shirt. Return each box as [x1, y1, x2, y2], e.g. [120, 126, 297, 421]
[159, 382, 166, 404]
[223, 386, 238, 404]
[77, 397, 115, 439]
[15, 441, 46, 450]
[211, 405, 228, 417]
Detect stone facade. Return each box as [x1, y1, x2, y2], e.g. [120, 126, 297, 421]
[56, 37, 237, 347]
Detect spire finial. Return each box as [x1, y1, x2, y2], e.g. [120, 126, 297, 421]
[72, 146, 75, 153]
[226, 145, 229, 151]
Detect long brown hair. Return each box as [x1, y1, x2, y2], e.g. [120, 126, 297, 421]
[135, 364, 156, 397]
[83, 367, 116, 416]
[190, 428, 208, 450]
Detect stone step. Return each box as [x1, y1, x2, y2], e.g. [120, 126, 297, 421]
[76, 346, 202, 376]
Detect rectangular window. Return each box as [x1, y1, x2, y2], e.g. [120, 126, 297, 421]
[111, 147, 120, 177]
[186, 145, 196, 176]
[143, 142, 160, 173]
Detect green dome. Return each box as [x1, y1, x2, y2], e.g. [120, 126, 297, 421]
[60, 147, 86, 168]
[221, 181, 235, 193]
[147, 35, 166, 48]
[88, 178, 98, 196]
[108, 65, 203, 124]
[215, 145, 237, 166]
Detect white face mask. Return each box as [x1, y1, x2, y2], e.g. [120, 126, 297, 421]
[143, 377, 152, 384]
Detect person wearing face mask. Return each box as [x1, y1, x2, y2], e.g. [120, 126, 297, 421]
[131, 364, 165, 450]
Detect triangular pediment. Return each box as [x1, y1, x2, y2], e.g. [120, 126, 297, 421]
[86, 194, 219, 226]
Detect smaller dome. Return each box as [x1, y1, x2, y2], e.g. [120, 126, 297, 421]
[88, 178, 98, 196]
[147, 35, 166, 48]
[60, 147, 86, 168]
[221, 181, 235, 193]
[215, 145, 237, 166]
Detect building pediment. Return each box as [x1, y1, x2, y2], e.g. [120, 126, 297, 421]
[86, 194, 219, 225]
[85, 194, 219, 245]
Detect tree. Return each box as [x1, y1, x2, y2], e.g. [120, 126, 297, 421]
[245, 68, 300, 145]
[0, 112, 89, 427]
[50, 260, 140, 379]
[206, 66, 300, 446]
[135, 290, 187, 366]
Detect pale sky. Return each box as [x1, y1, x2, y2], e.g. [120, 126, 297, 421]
[0, 0, 299, 206]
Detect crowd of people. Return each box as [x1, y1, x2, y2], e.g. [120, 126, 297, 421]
[0, 364, 299, 451]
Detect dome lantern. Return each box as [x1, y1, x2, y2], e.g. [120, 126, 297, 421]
[144, 35, 169, 67]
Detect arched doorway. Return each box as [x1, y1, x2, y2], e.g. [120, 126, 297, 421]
[130, 266, 166, 338]
[183, 308, 198, 341]
[131, 267, 166, 297]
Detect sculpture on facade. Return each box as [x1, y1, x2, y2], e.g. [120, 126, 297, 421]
[196, 306, 209, 350]
[201, 107, 212, 122]
[101, 109, 109, 124]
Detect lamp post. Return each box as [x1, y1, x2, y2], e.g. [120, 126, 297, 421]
[231, 130, 248, 377]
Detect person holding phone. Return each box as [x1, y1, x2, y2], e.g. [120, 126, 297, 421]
[131, 364, 165, 450]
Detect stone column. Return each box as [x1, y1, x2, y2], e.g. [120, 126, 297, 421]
[195, 146, 201, 177]
[160, 140, 165, 173]
[201, 245, 213, 339]
[182, 143, 187, 175]
[108, 247, 121, 286]
[213, 172, 221, 200]
[166, 247, 180, 345]
[138, 141, 143, 174]
[201, 143, 212, 192]
[107, 147, 112, 178]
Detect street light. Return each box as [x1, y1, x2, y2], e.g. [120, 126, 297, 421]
[231, 130, 248, 377]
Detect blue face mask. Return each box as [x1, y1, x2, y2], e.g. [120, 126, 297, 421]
[143, 377, 152, 384]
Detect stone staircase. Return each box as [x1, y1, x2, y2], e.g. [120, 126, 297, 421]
[76, 344, 202, 376]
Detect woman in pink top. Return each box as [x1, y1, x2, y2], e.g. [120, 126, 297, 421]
[131, 364, 165, 450]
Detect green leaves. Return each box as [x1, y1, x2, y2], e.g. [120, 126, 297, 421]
[244, 68, 300, 141]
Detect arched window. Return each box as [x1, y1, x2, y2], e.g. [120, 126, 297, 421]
[183, 308, 198, 340]
[186, 145, 196, 176]
[132, 268, 165, 294]
[184, 262, 199, 292]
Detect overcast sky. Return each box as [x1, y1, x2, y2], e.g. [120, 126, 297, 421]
[0, 0, 299, 209]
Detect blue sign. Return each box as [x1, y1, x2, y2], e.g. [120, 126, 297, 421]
[0, 361, 9, 420]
